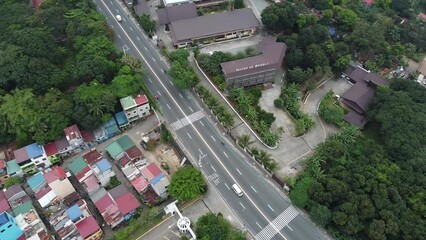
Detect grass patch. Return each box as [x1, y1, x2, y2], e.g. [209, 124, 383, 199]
[318, 91, 346, 126]
[110, 209, 164, 240]
[406, 52, 425, 62]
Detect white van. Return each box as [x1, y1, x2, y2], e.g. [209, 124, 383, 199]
[231, 184, 243, 197]
[115, 15, 122, 22]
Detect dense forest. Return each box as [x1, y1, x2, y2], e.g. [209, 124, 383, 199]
[0, 0, 147, 146]
[261, 0, 426, 87]
[290, 80, 426, 240]
[282, 2, 426, 239]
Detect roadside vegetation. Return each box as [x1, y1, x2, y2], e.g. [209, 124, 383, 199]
[167, 49, 199, 89]
[194, 85, 235, 129]
[0, 0, 151, 146]
[230, 87, 284, 147]
[237, 134, 279, 173]
[139, 14, 156, 37]
[318, 91, 346, 126]
[196, 213, 246, 240]
[275, 84, 316, 135]
[168, 166, 207, 201]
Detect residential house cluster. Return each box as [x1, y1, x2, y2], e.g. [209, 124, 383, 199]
[68, 150, 141, 228]
[106, 136, 170, 199]
[1, 184, 49, 240]
[3, 94, 150, 180]
[26, 166, 103, 240]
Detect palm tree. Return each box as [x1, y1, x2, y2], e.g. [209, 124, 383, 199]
[256, 150, 273, 166]
[238, 134, 253, 149]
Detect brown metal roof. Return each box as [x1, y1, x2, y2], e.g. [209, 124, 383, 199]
[221, 37, 286, 79]
[344, 110, 368, 128]
[170, 8, 260, 44]
[157, 3, 197, 25]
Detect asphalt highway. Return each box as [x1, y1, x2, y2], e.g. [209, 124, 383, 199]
[93, 1, 327, 239]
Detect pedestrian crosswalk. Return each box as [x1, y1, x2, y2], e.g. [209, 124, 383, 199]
[255, 206, 299, 240]
[170, 110, 205, 131]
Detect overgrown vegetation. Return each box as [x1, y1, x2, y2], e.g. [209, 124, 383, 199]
[168, 49, 199, 89]
[196, 48, 258, 90]
[110, 207, 162, 240]
[106, 176, 121, 190]
[160, 123, 173, 144]
[230, 87, 284, 147]
[139, 14, 156, 37]
[4, 176, 22, 188]
[194, 85, 235, 129]
[318, 91, 346, 125]
[196, 213, 246, 240]
[275, 84, 315, 135]
[291, 79, 426, 239]
[0, 0, 148, 146]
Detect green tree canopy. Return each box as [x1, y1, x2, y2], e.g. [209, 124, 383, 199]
[168, 166, 206, 201]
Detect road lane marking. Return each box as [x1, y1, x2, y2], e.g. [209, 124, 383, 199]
[137, 36, 140, 40]
[122, 18, 126, 22]
[211, 166, 216, 172]
[189, 106, 193, 112]
[200, 121, 204, 126]
[198, 149, 204, 155]
[223, 152, 229, 158]
[179, 93, 184, 98]
[144, 46, 148, 51]
[166, 104, 171, 109]
[256, 222, 262, 229]
[239, 202, 246, 210]
[255, 206, 298, 240]
[236, 168, 242, 175]
[251, 186, 258, 193]
[129, 26, 133, 31]
[97, 3, 287, 238]
[169, 80, 174, 85]
[211, 136, 216, 142]
[152, 57, 156, 62]
[116, 9, 119, 12]
[287, 225, 293, 231]
[163, 236, 169, 240]
[157, 90, 161, 96]
[148, 78, 152, 83]
[117, 34, 122, 39]
[224, 183, 230, 190]
[268, 204, 274, 212]
[187, 133, 192, 139]
[111, 25, 114, 29]
[170, 111, 205, 131]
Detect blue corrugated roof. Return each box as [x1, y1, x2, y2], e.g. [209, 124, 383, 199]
[27, 172, 45, 191]
[103, 118, 120, 135]
[25, 143, 43, 159]
[66, 204, 82, 222]
[150, 173, 165, 185]
[114, 111, 129, 126]
[6, 160, 20, 175]
[96, 159, 112, 173]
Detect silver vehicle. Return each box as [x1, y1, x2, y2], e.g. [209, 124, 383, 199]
[116, 15, 122, 22]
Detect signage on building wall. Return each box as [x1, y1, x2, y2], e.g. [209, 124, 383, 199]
[235, 62, 270, 72]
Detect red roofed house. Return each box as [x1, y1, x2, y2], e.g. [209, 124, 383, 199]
[43, 142, 60, 165]
[0, 191, 11, 214]
[119, 95, 151, 124]
[82, 149, 103, 166]
[141, 163, 170, 198]
[94, 194, 123, 228]
[64, 124, 84, 149]
[114, 192, 141, 220]
[75, 216, 103, 240]
[32, 0, 44, 11]
[418, 12, 426, 22]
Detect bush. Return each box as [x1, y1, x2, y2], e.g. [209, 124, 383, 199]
[4, 176, 21, 188]
[107, 176, 121, 190]
[319, 91, 345, 125]
[290, 176, 313, 208]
